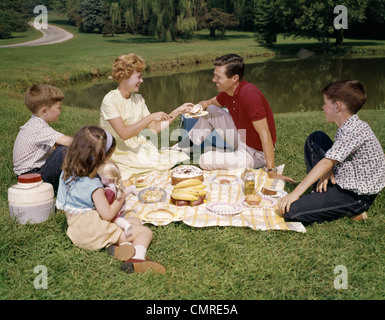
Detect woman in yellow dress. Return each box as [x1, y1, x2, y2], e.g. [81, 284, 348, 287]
[100, 54, 193, 180]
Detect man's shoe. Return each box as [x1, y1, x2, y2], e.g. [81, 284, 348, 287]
[121, 258, 166, 274]
[351, 211, 368, 221]
[107, 243, 135, 261]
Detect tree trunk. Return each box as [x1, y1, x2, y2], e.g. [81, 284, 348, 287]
[335, 29, 344, 46]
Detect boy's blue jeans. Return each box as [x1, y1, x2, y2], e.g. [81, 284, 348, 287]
[284, 131, 377, 225]
[22, 145, 67, 194]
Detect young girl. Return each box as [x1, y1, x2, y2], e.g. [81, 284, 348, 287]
[97, 160, 137, 237]
[56, 126, 166, 274]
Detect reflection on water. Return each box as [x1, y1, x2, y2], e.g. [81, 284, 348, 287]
[64, 56, 385, 114]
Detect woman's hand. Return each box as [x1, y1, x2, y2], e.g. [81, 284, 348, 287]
[174, 103, 194, 115]
[150, 111, 170, 122]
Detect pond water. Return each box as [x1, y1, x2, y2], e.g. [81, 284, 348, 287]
[64, 56, 385, 114]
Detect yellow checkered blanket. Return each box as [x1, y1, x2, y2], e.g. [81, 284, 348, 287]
[124, 165, 306, 233]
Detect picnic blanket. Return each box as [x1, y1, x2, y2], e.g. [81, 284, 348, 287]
[124, 165, 306, 233]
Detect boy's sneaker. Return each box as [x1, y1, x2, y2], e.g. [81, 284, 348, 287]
[351, 211, 368, 221]
[107, 243, 135, 261]
[121, 258, 166, 274]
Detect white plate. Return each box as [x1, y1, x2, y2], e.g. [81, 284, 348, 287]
[210, 174, 242, 186]
[260, 189, 288, 198]
[184, 111, 209, 119]
[241, 195, 278, 209]
[206, 202, 243, 217]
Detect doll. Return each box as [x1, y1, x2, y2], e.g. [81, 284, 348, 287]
[97, 160, 138, 237]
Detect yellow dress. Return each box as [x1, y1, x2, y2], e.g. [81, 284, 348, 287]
[100, 89, 189, 180]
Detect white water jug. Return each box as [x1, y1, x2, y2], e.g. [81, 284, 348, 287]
[8, 174, 55, 224]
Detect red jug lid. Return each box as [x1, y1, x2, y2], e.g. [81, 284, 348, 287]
[18, 173, 42, 183]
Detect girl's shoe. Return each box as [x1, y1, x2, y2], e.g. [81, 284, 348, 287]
[121, 258, 166, 274]
[107, 242, 135, 261]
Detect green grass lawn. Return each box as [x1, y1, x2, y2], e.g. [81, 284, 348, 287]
[1, 16, 385, 301]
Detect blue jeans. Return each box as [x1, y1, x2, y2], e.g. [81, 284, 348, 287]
[21, 145, 67, 194]
[284, 131, 377, 225]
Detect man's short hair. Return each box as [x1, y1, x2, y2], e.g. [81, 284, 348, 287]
[321, 80, 367, 114]
[214, 54, 245, 81]
[24, 84, 64, 114]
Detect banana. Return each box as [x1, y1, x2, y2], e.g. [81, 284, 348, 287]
[173, 179, 203, 189]
[185, 184, 207, 190]
[171, 192, 198, 201]
[172, 188, 207, 197]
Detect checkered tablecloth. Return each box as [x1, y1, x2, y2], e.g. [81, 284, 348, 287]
[124, 165, 306, 233]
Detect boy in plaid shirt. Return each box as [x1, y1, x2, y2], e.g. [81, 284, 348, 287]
[13, 84, 73, 192]
[280, 80, 385, 225]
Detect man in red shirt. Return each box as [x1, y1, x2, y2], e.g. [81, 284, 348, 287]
[177, 54, 295, 182]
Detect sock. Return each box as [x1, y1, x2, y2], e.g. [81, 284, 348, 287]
[115, 217, 132, 237]
[132, 245, 147, 260]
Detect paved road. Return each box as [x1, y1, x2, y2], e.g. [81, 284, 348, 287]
[0, 23, 73, 48]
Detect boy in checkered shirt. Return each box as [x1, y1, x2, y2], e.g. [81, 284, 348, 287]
[13, 84, 73, 193]
[280, 80, 385, 225]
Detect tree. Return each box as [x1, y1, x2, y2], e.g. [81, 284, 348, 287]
[109, 2, 121, 35]
[0, 0, 29, 39]
[201, 7, 239, 38]
[148, 0, 197, 41]
[78, 0, 105, 33]
[254, 0, 283, 46]
[254, 0, 370, 47]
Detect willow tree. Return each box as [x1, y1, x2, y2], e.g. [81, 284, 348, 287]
[122, 0, 152, 33]
[110, 2, 121, 35]
[148, 0, 197, 41]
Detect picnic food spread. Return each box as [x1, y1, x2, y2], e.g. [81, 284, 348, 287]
[122, 165, 307, 233]
[171, 165, 204, 185]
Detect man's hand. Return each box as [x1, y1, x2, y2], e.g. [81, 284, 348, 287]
[316, 170, 336, 193]
[267, 170, 297, 184]
[279, 191, 300, 215]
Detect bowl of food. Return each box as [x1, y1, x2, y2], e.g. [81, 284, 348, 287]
[138, 187, 167, 203]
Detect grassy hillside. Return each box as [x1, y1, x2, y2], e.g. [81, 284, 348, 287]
[1, 16, 384, 301]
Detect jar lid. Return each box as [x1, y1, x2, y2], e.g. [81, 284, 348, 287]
[18, 173, 42, 184]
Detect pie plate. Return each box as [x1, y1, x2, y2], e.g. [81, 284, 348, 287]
[206, 202, 243, 217]
[138, 187, 167, 203]
[241, 195, 278, 209]
[184, 111, 209, 119]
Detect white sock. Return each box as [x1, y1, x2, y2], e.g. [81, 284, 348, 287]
[132, 245, 147, 260]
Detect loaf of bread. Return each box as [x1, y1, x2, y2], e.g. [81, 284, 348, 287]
[245, 194, 262, 206]
[144, 209, 174, 221]
[261, 187, 277, 196]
